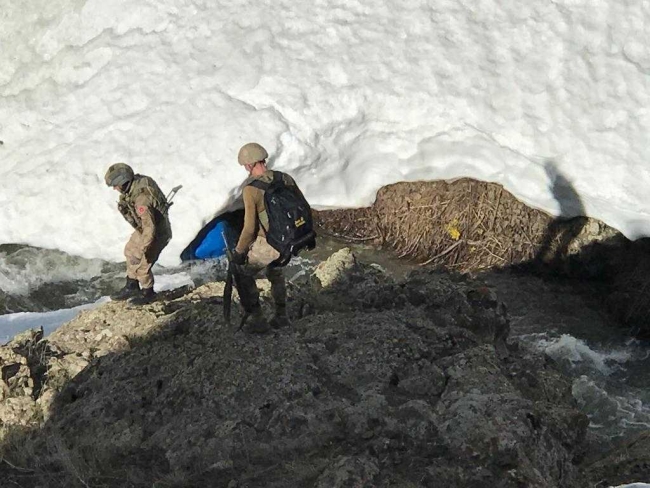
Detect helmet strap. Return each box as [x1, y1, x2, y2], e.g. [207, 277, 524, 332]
[120, 180, 133, 193]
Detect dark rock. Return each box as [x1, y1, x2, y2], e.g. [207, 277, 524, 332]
[0, 249, 591, 487]
[585, 432, 650, 487]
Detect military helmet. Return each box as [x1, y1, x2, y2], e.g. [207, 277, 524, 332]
[104, 163, 134, 187]
[237, 143, 268, 166]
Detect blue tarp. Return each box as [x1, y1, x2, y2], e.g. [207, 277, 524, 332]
[180, 209, 243, 261]
[193, 220, 228, 259]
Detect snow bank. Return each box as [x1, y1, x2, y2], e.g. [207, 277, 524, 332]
[1, 0, 649, 265]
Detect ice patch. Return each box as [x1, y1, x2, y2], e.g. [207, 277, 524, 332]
[0, 297, 109, 344]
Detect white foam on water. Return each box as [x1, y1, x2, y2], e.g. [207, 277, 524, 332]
[0, 247, 105, 295]
[535, 334, 631, 376]
[154, 270, 194, 292]
[573, 375, 650, 434]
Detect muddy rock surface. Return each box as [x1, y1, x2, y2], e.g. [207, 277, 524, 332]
[0, 250, 593, 487]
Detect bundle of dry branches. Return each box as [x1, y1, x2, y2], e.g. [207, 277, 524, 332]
[314, 179, 589, 272]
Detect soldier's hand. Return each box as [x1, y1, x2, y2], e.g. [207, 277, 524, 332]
[229, 250, 247, 265]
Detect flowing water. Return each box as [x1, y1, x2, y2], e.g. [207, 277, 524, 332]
[1, 241, 649, 459]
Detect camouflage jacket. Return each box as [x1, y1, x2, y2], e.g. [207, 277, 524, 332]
[118, 175, 171, 248]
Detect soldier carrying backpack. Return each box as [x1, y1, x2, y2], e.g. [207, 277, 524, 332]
[228, 142, 316, 333]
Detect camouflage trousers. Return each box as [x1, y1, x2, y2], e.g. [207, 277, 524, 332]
[124, 229, 171, 289]
[234, 236, 286, 314]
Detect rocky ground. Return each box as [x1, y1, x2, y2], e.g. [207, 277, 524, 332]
[2, 248, 643, 487]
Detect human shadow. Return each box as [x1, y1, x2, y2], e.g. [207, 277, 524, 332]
[497, 161, 650, 338]
[533, 160, 588, 270]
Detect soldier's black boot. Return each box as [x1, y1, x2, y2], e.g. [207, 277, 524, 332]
[242, 306, 270, 334]
[269, 306, 290, 329]
[111, 277, 140, 301]
[128, 287, 156, 306]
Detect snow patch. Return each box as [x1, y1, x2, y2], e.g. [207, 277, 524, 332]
[1, 0, 649, 267]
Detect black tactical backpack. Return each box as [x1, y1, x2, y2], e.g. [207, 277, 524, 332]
[248, 171, 316, 266]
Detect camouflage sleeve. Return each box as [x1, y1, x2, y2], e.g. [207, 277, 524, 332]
[235, 186, 258, 254]
[133, 194, 156, 249]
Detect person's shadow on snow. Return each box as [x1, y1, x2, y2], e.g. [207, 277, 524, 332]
[535, 160, 588, 269]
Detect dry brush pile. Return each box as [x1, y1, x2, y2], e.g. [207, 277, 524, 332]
[314, 179, 613, 271]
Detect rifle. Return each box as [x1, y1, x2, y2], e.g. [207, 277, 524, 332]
[164, 185, 183, 214]
[223, 234, 250, 330]
[223, 231, 234, 325]
[221, 228, 239, 325]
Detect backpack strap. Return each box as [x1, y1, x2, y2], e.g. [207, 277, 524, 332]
[248, 179, 269, 191]
[245, 174, 277, 234]
[246, 171, 285, 190]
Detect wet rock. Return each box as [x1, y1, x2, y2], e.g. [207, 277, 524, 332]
[312, 247, 357, 288]
[568, 218, 621, 254]
[585, 432, 650, 487]
[0, 288, 43, 316]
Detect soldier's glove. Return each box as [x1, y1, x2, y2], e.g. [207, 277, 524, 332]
[229, 249, 247, 266]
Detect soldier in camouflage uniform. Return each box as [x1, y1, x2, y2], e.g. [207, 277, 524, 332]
[230, 143, 301, 333]
[105, 163, 172, 305]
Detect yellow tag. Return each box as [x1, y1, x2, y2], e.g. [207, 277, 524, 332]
[445, 219, 461, 240]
